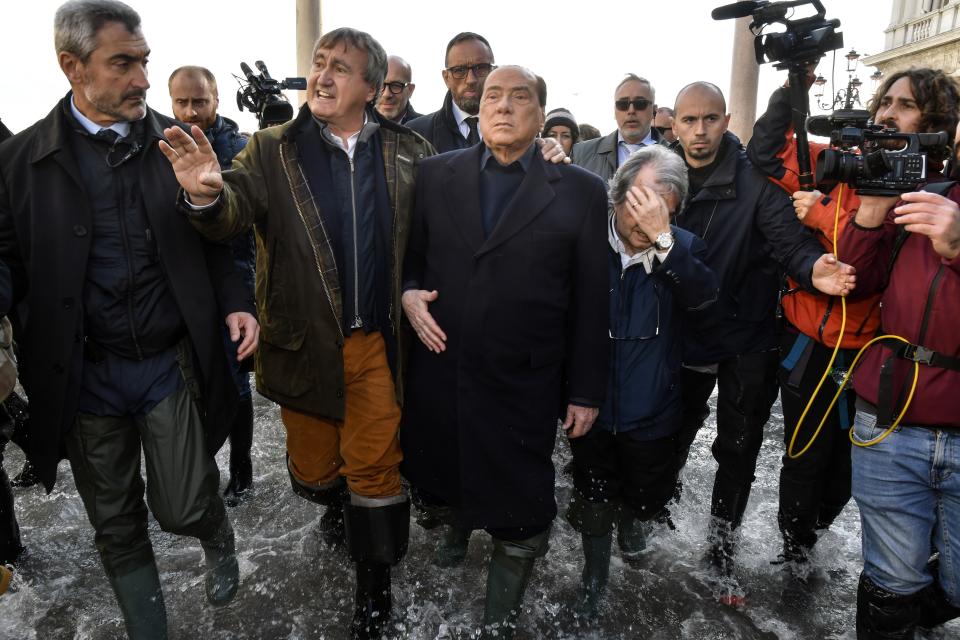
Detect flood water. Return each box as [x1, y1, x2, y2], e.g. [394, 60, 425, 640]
[2, 389, 958, 639]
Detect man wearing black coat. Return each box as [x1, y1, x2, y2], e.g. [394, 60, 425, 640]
[401, 65, 609, 639]
[405, 32, 494, 154]
[0, 2, 258, 636]
[669, 82, 855, 599]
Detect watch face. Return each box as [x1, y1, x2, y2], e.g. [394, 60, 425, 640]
[656, 232, 674, 249]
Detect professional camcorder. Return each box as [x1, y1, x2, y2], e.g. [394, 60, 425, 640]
[810, 113, 949, 196]
[236, 61, 306, 130]
[713, 0, 845, 188]
[712, 0, 843, 68]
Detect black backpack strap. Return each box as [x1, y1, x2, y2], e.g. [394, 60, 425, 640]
[883, 181, 957, 284]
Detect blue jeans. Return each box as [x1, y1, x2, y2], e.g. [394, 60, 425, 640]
[851, 408, 960, 606]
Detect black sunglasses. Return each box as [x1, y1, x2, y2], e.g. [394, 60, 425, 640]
[654, 126, 672, 134]
[445, 63, 495, 79]
[384, 81, 410, 95]
[615, 97, 652, 112]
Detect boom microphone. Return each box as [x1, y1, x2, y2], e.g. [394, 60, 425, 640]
[711, 1, 766, 20]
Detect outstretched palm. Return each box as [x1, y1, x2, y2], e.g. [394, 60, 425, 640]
[159, 125, 223, 205]
[811, 253, 856, 297]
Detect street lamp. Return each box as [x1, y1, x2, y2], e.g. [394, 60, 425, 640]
[815, 48, 877, 111]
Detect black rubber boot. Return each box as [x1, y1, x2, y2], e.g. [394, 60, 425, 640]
[918, 573, 960, 630]
[200, 517, 239, 606]
[617, 511, 647, 563]
[287, 465, 348, 546]
[856, 573, 923, 639]
[704, 517, 745, 607]
[108, 562, 168, 640]
[223, 395, 254, 507]
[434, 525, 471, 568]
[576, 532, 612, 620]
[343, 497, 410, 640]
[351, 561, 392, 640]
[479, 531, 550, 640]
[0, 464, 24, 565]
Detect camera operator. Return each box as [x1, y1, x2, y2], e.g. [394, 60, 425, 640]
[746, 72, 881, 568]
[835, 68, 960, 639]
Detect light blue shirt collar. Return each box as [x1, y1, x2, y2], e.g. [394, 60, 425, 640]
[70, 95, 131, 138]
[451, 100, 481, 142]
[616, 129, 656, 165]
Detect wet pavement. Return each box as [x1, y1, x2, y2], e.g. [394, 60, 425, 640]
[2, 389, 958, 639]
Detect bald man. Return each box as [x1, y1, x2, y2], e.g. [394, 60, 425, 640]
[669, 81, 855, 598]
[169, 66, 256, 507]
[376, 55, 420, 124]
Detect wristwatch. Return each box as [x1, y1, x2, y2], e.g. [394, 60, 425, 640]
[654, 231, 674, 251]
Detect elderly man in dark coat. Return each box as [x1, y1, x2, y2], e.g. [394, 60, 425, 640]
[0, 2, 257, 636]
[400, 65, 609, 639]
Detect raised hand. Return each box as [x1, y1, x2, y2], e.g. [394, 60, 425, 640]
[159, 125, 223, 205]
[811, 253, 856, 297]
[626, 185, 671, 242]
[536, 136, 571, 164]
[791, 190, 821, 221]
[894, 190, 960, 260]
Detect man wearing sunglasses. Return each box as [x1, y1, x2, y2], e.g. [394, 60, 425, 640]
[571, 74, 668, 181]
[375, 55, 420, 125]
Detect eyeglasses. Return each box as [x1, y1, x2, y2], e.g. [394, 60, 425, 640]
[654, 126, 672, 135]
[609, 292, 661, 341]
[384, 81, 410, 95]
[445, 63, 495, 79]
[615, 97, 652, 112]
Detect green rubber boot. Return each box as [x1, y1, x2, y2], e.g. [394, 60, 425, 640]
[108, 562, 168, 640]
[434, 525, 471, 568]
[478, 531, 550, 640]
[200, 518, 239, 606]
[576, 531, 613, 619]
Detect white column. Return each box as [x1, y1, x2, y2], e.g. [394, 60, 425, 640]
[296, 0, 322, 105]
[728, 16, 760, 144]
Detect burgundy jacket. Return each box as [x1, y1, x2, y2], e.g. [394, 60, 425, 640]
[838, 184, 960, 428]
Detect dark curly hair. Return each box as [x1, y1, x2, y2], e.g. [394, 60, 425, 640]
[868, 67, 960, 161]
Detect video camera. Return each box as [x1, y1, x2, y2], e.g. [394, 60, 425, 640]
[236, 61, 306, 130]
[712, 0, 843, 68]
[807, 112, 949, 196]
[713, 0, 844, 189]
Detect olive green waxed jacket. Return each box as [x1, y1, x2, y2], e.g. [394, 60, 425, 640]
[188, 105, 434, 420]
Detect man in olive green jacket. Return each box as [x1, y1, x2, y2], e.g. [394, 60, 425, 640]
[161, 28, 431, 640]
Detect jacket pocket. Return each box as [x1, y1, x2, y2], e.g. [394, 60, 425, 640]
[258, 314, 313, 397]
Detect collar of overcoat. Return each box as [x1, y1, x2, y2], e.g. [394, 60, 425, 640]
[441, 142, 562, 257]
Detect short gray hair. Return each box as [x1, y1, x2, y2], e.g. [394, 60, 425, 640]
[608, 145, 689, 213]
[615, 73, 656, 102]
[54, 0, 141, 62]
[313, 27, 388, 100]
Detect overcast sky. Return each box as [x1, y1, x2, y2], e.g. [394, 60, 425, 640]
[2, 0, 890, 135]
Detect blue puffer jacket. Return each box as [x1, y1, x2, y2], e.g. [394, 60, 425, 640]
[598, 222, 718, 439]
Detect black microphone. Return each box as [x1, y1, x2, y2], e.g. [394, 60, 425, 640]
[711, 1, 766, 20]
[240, 62, 257, 84]
[806, 115, 835, 138]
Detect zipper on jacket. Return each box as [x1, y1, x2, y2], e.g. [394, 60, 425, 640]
[348, 156, 362, 329]
[817, 296, 835, 343]
[916, 264, 944, 346]
[611, 266, 632, 434]
[115, 174, 144, 360]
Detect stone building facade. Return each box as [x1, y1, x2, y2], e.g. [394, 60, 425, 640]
[863, 0, 960, 76]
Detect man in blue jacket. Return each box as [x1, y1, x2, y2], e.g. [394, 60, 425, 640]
[169, 66, 256, 506]
[566, 144, 718, 618]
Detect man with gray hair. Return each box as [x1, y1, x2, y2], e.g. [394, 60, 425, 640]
[571, 74, 669, 181]
[161, 26, 432, 639]
[375, 54, 420, 124]
[566, 145, 717, 619]
[0, 0, 259, 636]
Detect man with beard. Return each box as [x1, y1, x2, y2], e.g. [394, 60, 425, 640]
[406, 32, 493, 153]
[169, 65, 256, 507]
[670, 81, 856, 601]
[0, 1, 259, 636]
[571, 74, 669, 181]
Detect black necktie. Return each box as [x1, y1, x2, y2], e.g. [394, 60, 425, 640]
[465, 116, 480, 146]
[95, 128, 120, 146]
